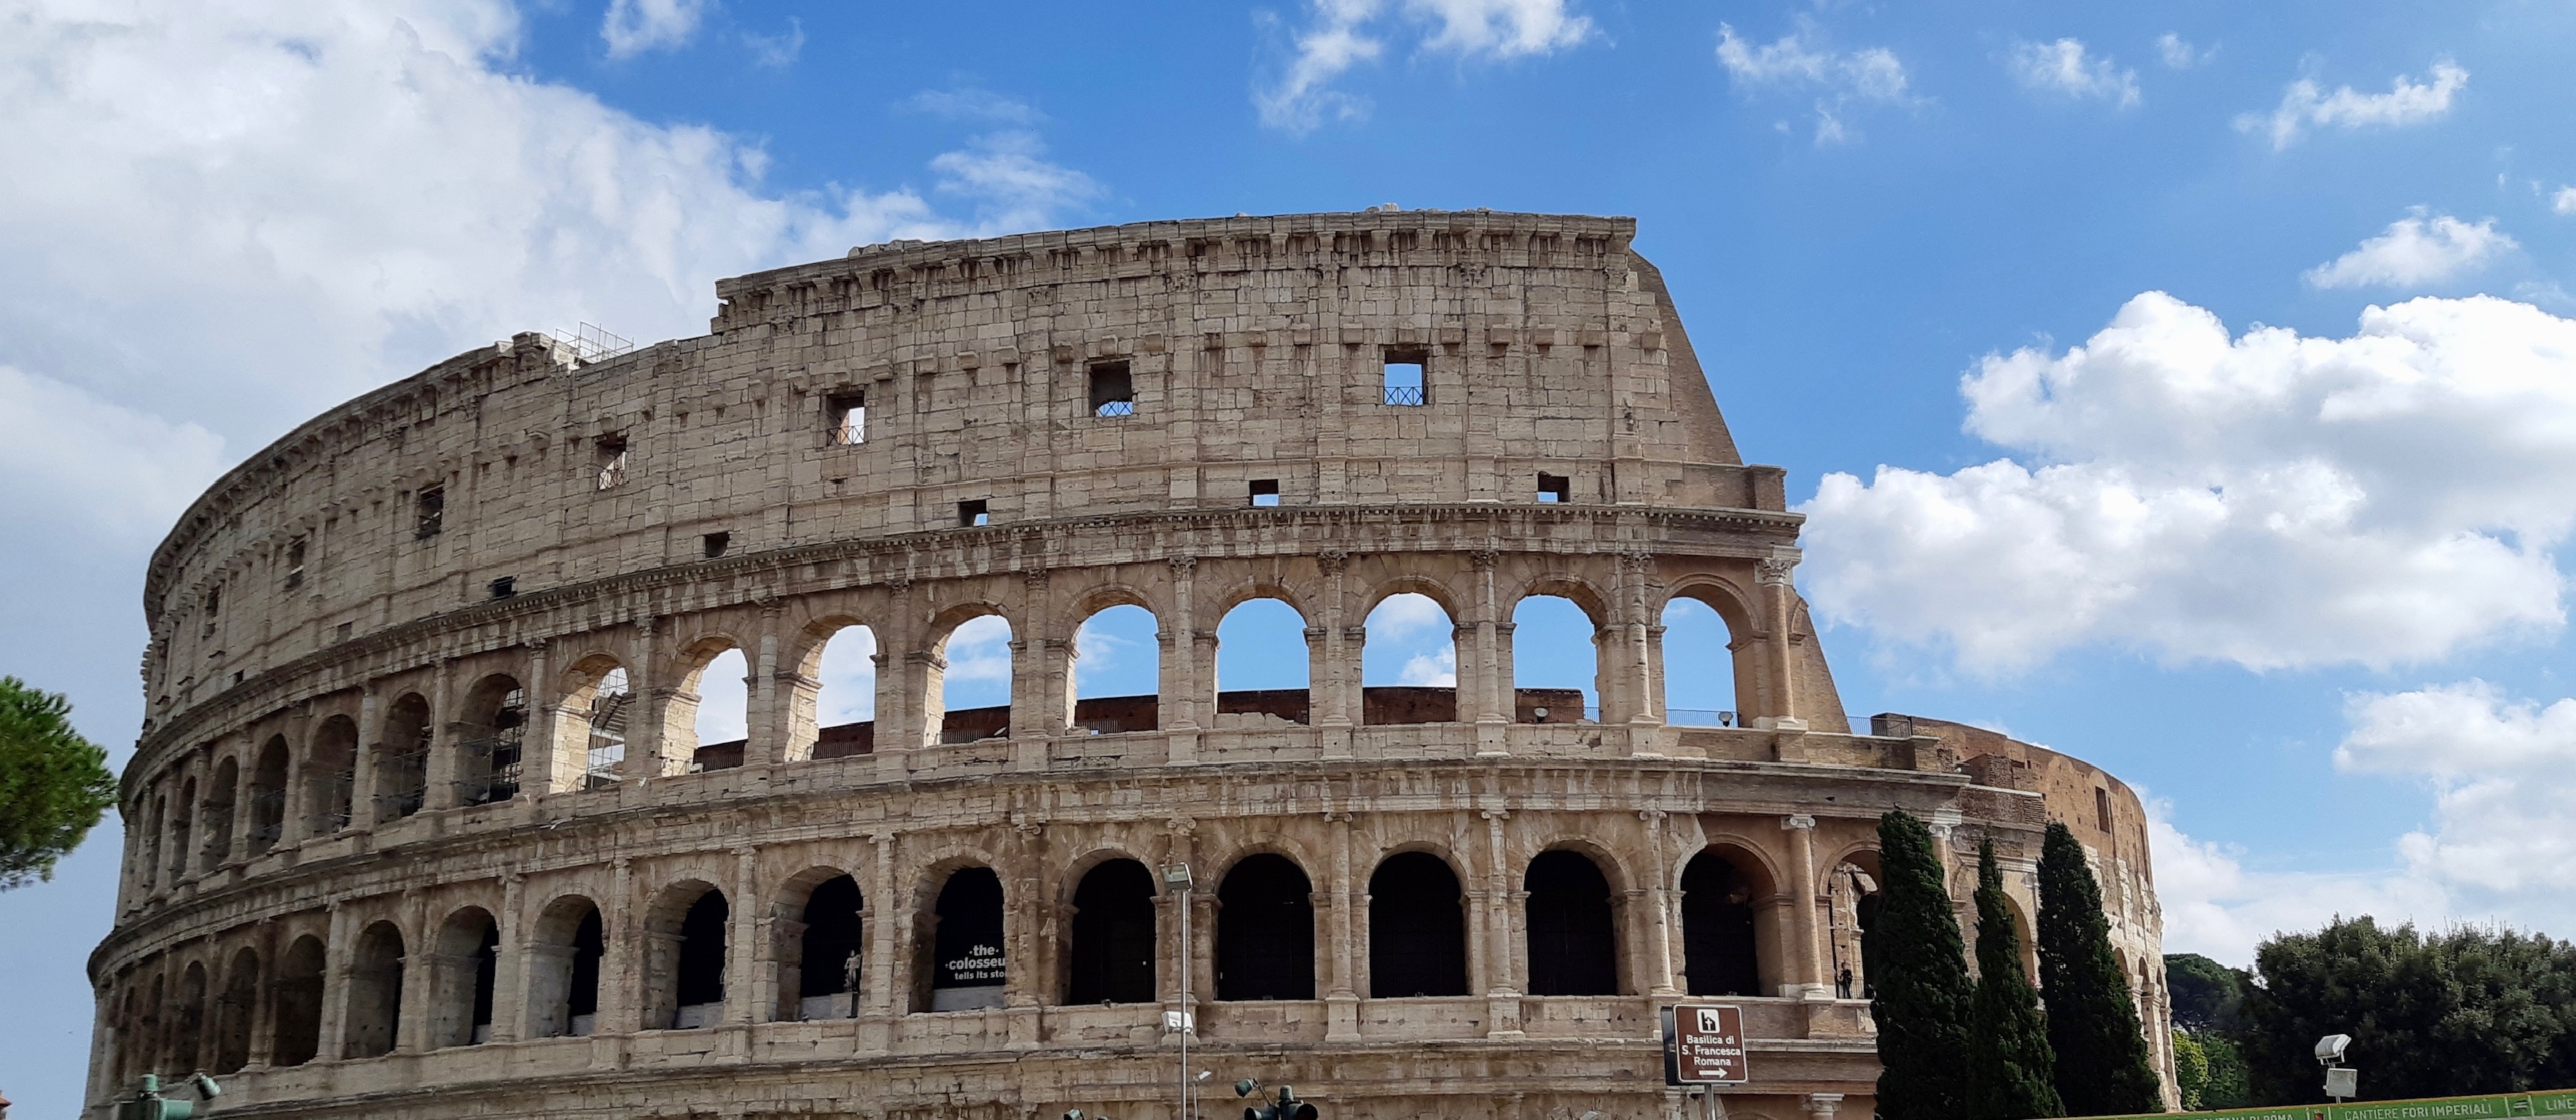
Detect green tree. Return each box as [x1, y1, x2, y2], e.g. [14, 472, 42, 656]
[1870, 809, 1974, 1120]
[1969, 840, 2063, 1120]
[2174, 1030, 2209, 1111]
[0, 676, 117, 890]
[2036, 822, 2163, 1116]
[2198, 1032, 2252, 1110]
[2166, 952, 2249, 1032]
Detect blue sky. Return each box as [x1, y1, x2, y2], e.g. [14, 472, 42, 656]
[10, 0, 2576, 1112]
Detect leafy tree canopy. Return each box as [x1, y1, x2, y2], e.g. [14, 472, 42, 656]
[2167, 952, 2250, 1033]
[1871, 809, 1975, 1120]
[0, 676, 117, 890]
[1968, 839, 2063, 1120]
[2036, 822, 2164, 1116]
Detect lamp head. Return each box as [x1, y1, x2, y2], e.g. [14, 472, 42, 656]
[190, 1073, 221, 1100]
[2317, 1034, 2351, 1063]
[1236, 1079, 1260, 1099]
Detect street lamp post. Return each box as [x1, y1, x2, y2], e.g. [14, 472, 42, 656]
[1164, 863, 1196, 1120]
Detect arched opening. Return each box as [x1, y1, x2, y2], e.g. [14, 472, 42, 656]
[270, 936, 325, 1066]
[344, 920, 405, 1059]
[1066, 858, 1157, 1005]
[653, 886, 730, 1030]
[527, 896, 604, 1038]
[1214, 597, 1311, 726]
[1216, 854, 1314, 1000]
[1511, 595, 1600, 723]
[1072, 604, 1160, 734]
[199, 758, 237, 871]
[138, 794, 165, 889]
[1362, 592, 1459, 725]
[429, 906, 499, 1048]
[1827, 855, 1882, 1000]
[167, 778, 196, 882]
[795, 875, 867, 1020]
[579, 665, 633, 788]
[374, 692, 432, 820]
[212, 947, 258, 1074]
[245, 737, 287, 855]
[1682, 848, 1767, 997]
[934, 615, 1014, 744]
[1525, 849, 1618, 995]
[810, 625, 878, 760]
[1661, 594, 1741, 727]
[170, 962, 208, 1073]
[687, 647, 751, 771]
[139, 973, 165, 1074]
[456, 674, 526, 806]
[304, 715, 356, 834]
[924, 866, 1006, 1011]
[1368, 852, 1467, 997]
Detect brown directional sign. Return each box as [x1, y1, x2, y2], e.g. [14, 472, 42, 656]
[1663, 1003, 1750, 1085]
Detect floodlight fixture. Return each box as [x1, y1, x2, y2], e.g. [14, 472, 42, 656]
[2316, 1035, 2351, 1065]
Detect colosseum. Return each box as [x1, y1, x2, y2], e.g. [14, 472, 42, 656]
[87, 209, 2174, 1120]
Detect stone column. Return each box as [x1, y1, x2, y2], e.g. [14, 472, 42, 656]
[862, 833, 899, 1035]
[1643, 809, 1679, 995]
[1782, 814, 1826, 1000]
[743, 604, 787, 767]
[601, 857, 639, 1034]
[728, 846, 761, 1026]
[1324, 811, 1360, 1041]
[1470, 551, 1507, 755]
[491, 872, 526, 1043]
[348, 687, 380, 833]
[620, 618, 663, 779]
[315, 901, 353, 1060]
[875, 579, 918, 778]
[1755, 551, 1803, 726]
[1004, 821, 1044, 1049]
[1316, 551, 1355, 751]
[1804, 1093, 1845, 1120]
[426, 658, 460, 810]
[1166, 556, 1201, 763]
[396, 891, 434, 1052]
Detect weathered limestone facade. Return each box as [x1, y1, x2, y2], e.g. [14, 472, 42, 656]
[91, 210, 2174, 1120]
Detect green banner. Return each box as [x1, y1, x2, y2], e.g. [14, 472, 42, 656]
[2330, 1097, 2516, 1120]
[2529, 1094, 2576, 1117]
[2077, 1089, 2576, 1120]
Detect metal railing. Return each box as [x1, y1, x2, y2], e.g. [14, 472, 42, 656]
[1094, 399, 1136, 418]
[1667, 708, 1741, 728]
[1382, 385, 1425, 406]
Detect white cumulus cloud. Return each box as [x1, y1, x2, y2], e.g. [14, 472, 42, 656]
[1802, 292, 2576, 673]
[1256, 0, 1593, 133]
[2150, 801, 2446, 965]
[2239, 59, 2467, 149]
[1715, 21, 1910, 144]
[2553, 187, 2576, 217]
[2305, 214, 2516, 289]
[2008, 38, 2139, 107]
[603, 0, 712, 58]
[2155, 33, 2209, 70]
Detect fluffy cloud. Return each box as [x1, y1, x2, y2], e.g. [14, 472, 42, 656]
[1256, 0, 1593, 133]
[2553, 187, 2576, 217]
[2305, 214, 2515, 289]
[2155, 33, 2208, 70]
[2150, 802, 2446, 964]
[1365, 593, 1460, 687]
[603, 0, 712, 58]
[1802, 291, 2576, 672]
[2008, 39, 2139, 107]
[814, 626, 879, 726]
[2239, 59, 2468, 149]
[0, 366, 230, 544]
[1715, 21, 1910, 144]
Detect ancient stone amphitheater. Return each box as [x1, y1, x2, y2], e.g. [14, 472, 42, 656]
[90, 210, 2174, 1120]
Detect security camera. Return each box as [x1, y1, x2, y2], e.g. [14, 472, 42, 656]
[2316, 1034, 2351, 1064]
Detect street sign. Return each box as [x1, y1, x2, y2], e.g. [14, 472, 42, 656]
[1663, 1003, 1751, 1085]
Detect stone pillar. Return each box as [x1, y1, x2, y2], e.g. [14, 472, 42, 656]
[426, 658, 461, 810]
[602, 857, 639, 1034]
[396, 891, 434, 1053]
[620, 618, 663, 779]
[348, 687, 380, 832]
[1643, 809, 1679, 995]
[246, 921, 278, 1069]
[1004, 822, 1043, 1050]
[1783, 814, 1826, 1000]
[491, 873, 526, 1043]
[862, 834, 898, 1029]
[1166, 556, 1201, 763]
[1324, 812, 1359, 1041]
[1470, 551, 1507, 755]
[315, 902, 352, 1060]
[1755, 551, 1803, 726]
[1316, 551, 1354, 752]
[1804, 1093, 1845, 1120]
[743, 604, 786, 767]
[876, 579, 918, 777]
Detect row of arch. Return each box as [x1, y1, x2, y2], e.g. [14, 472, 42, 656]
[109, 841, 1859, 1083]
[127, 578, 1761, 901]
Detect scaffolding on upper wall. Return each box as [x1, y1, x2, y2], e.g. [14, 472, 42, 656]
[584, 682, 632, 791]
[548, 322, 635, 367]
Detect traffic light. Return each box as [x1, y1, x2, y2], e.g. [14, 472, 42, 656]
[117, 1074, 219, 1120]
[1241, 1084, 1317, 1120]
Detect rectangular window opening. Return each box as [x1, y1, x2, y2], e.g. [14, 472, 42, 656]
[488, 576, 516, 600]
[594, 435, 629, 491]
[1250, 478, 1281, 508]
[335, 621, 354, 643]
[1537, 473, 1572, 503]
[703, 532, 731, 559]
[959, 499, 990, 528]
[1088, 360, 1135, 418]
[415, 488, 445, 540]
[1382, 348, 1426, 407]
[284, 539, 307, 590]
[2095, 788, 2112, 831]
[827, 391, 867, 445]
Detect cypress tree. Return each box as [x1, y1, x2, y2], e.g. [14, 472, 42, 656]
[1871, 809, 1974, 1120]
[1970, 839, 2064, 1120]
[2037, 821, 2164, 1115]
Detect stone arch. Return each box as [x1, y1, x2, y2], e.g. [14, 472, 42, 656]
[927, 604, 1015, 747]
[170, 960, 209, 1073]
[245, 735, 289, 855]
[270, 934, 325, 1065]
[665, 633, 752, 773]
[775, 866, 866, 1020]
[456, 673, 527, 806]
[198, 755, 238, 871]
[429, 905, 500, 1048]
[1827, 849, 1883, 1000]
[372, 692, 431, 822]
[1367, 849, 1468, 998]
[1525, 848, 1620, 996]
[138, 790, 165, 890]
[211, 945, 259, 1074]
[1215, 852, 1314, 1001]
[527, 894, 604, 1038]
[918, 863, 1007, 1012]
[303, 714, 357, 835]
[1360, 588, 1460, 726]
[167, 776, 198, 883]
[1214, 596, 1311, 726]
[344, 919, 405, 1059]
[1070, 594, 1160, 734]
[644, 879, 729, 1030]
[1066, 857, 1158, 1006]
[1662, 579, 1757, 726]
[1509, 583, 1606, 724]
[552, 654, 631, 790]
[793, 616, 879, 761]
[1682, 842, 1777, 997]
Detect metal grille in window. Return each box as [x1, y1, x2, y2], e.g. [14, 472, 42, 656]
[311, 774, 354, 834]
[460, 689, 527, 806]
[415, 488, 445, 540]
[377, 731, 430, 820]
[245, 789, 286, 851]
[1088, 361, 1135, 418]
[595, 438, 629, 491]
[1381, 384, 1425, 406]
